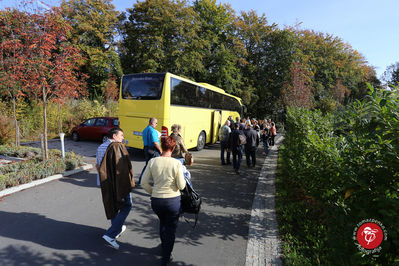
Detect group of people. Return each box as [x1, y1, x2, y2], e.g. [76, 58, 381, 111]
[95, 116, 275, 265]
[219, 116, 277, 174]
[96, 118, 190, 266]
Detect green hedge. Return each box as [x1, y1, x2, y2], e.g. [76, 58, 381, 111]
[0, 145, 83, 191]
[277, 86, 399, 265]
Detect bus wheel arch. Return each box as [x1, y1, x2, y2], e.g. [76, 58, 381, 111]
[196, 131, 206, 151]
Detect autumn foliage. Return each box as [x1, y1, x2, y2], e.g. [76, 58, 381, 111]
[0, 5, 86, 158]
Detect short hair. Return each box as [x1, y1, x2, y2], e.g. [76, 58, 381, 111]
[171, 124, 181, 133]
[161, 136, 176, 151]
[149, 117, 157, 124]
[108, 127, 123, 138]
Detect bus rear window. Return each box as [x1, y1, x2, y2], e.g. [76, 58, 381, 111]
[122, 74, 165, 100]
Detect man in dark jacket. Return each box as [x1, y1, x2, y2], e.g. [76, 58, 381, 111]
[244, 122, 259, 168]
[229, 123, 244, 174]
[99, 128, 135, 250]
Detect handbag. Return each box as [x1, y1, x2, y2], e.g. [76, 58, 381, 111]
[185, 152, 194, 166]
[180, 179, 201, 228]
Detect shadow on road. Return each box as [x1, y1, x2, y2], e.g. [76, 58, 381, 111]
[0, 210, 195, 266]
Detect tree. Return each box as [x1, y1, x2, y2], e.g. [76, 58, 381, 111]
[0, 8, 29, 146]
[293, 29, 372, 105]
[192, 0, 244, 95]
[381, 62, 399, 87]
[24, 6, 86, 159]
[61, 0, 121, 100]
[282, 61, 313, 109]
[120, 0, 204, 79]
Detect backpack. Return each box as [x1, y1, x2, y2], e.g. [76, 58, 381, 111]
[180, 181, 202, 228]
[238, 133, 247, 145]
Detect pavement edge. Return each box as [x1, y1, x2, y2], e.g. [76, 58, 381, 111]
[245, 135, 284, 266]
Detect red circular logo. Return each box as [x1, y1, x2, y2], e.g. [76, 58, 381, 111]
[356, 222, 384, 249]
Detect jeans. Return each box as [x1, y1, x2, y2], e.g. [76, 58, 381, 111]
[263, 141, 269, 154]
[232, 146, 243, 171]
[245, 149, 256, 167]
[220, 141, 231, 164]
[104, 193, 132, 238]
[138, 147, 160, 184]
[151, 196, 181, 264]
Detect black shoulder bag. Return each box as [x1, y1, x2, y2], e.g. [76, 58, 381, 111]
[180, 182, 202, 228]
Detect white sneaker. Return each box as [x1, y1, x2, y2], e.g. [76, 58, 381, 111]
[103, 235, 119, 250]
[116, 225, 126, 239]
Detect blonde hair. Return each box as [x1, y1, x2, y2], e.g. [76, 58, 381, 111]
[171, 124, 181, 133]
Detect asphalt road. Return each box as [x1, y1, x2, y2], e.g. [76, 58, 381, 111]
[0, 139, 265, 266]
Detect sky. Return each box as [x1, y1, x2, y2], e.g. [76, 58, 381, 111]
[1, 0, 397, 78]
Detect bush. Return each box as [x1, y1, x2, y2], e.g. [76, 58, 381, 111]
[5, 98, 118, 142]
[0, 145, 84, 190]
[278, 85, 399, 265]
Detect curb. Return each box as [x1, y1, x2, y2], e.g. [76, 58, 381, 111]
[245, 135, 284, 266]
[0, 163, 93, 198]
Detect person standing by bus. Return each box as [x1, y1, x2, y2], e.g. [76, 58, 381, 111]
[138, 117, 161, 185]
[220, 120, 231, 165]
[244, 121, 259, 168]
[229, 123, 244, 174]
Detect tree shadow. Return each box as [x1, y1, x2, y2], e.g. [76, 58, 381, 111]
[0, 210, 194, 266]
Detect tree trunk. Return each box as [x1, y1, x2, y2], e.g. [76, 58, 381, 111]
[42, 87, 48, 160]
[58, 103, 62, 133]
[12, 97, 20, 147]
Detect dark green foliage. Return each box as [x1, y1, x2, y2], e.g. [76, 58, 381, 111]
[277, 85, 399, 265]
[61, 0, 122, 100]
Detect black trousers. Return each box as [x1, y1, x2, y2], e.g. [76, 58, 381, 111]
[245, 149, 256, 167]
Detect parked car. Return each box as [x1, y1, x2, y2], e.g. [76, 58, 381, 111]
[71, 117, 119, 143]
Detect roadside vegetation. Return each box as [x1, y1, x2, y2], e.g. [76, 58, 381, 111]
[0, 145, 83, 191]
[0, 99, 117, 144]
[276, 85, 399, 265]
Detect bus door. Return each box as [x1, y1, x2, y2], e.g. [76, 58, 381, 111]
[211, 110, 222, 143]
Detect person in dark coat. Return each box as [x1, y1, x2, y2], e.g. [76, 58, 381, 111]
[228, 123, 244, 174]
[99, 128, 135, 249]
[244, 121, 259, 168]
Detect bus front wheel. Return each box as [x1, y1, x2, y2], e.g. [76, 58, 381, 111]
[196, 131, 206, 151]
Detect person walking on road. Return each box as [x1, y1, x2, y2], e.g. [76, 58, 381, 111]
[96, 130, 113, 187]
[244, 121, 259, 168]
[98, 128, 135, 250]
[220, 120, 231, 165]
[138, 117, 162, 185]
[141, 136, 186, 266]
[229, 123, 244, 174]
[170, 124, 188, 165]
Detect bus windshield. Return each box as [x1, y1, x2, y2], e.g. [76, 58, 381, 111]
[121, 73, 165, 100]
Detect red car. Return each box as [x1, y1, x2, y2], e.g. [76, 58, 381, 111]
[71, 117, 119, 143]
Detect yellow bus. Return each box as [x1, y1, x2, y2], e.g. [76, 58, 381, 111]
[118, 72, 243, 151]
